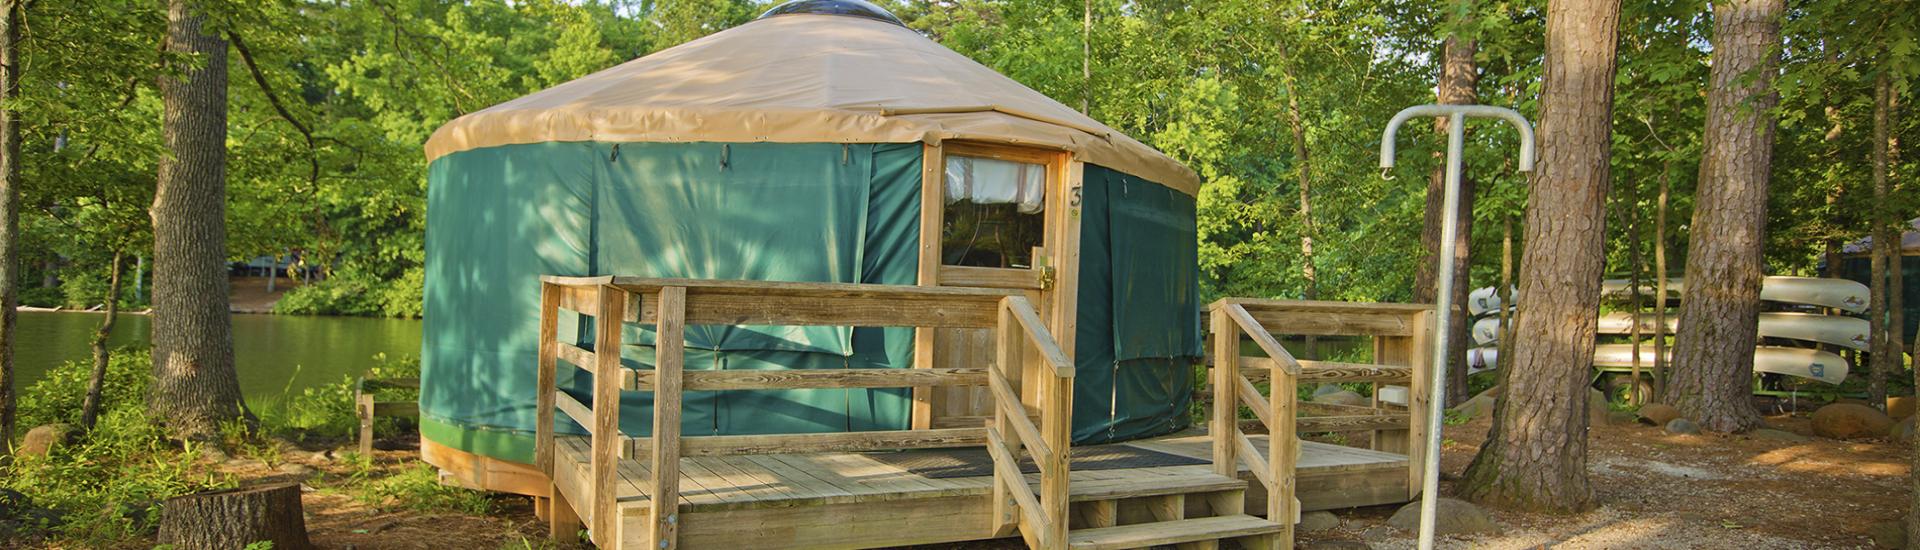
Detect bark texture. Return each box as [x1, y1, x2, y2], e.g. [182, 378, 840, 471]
[150, 0, 246, 440]
[1413, 32, 1480, 406]
[157, 483, 313, 550]
[1456, 0, 1618, 512]
[1667, 0, 1783, 433]
[0, 0, 19, 456]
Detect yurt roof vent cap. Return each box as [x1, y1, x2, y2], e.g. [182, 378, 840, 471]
[758, 0, 906, 27]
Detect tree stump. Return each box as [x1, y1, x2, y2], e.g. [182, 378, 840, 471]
[158, 483, 312, 550]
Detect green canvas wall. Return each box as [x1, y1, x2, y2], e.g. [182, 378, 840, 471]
[422, 142, 1200, 462]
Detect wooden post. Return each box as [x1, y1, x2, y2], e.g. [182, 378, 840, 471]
[648, 286, 688, 550]
[550, 482, 582, 543]
[989, 300, 1021, 537]
[1270, 355, 1298, 550]
[591, 285, 627, 546]
[1040, 369, 1073, 550]
[1404, 309, 1436, 501]
[912, 143, 945, 430]
[536, 283, 560, 477]
[1210, 305, 1238, 478]
[355, 389, 375, 456]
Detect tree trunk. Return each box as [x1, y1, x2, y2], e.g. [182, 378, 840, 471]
[1456, 0, 1618, 512]
[1413, 30, 1481, 406]
[150, 0, 246, 440]
[1272, 48, 1319, 356]
[1496, 217, 1515, 374]
[1652, 162, 1671, 401]
[80, 251, 126, 431]
[0, 0, 20, 458]
[1867, 73, 1894, 408]
[1667, 0, 1783, 433]
[157, 483, 313, 550]
[1626, 186, 1647, 405]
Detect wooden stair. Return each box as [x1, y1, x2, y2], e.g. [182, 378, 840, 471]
[1060, 471, 1287, 550]
[1068, 515, 1284, 550]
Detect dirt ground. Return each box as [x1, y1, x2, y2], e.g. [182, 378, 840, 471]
[197, 411, 1908, 550]
[1297, 413, 1911, 549]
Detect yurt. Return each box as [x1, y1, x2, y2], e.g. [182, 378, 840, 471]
[417, 0, 1203, 481]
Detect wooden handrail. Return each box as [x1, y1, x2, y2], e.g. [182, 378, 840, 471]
[1004, 296, 1075, 379]
[1225, 303, 1301, 376]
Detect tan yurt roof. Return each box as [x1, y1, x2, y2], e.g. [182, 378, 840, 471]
[422, 8, 1199, 194]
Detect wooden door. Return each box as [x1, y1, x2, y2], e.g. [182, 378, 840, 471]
[911, 141, 1083, 429]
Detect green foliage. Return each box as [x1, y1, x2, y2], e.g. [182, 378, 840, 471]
[0, 409, 232, 546]
[17, 349, 152, 429]
[255, 354, 422, 440]
[359, 463, 493, 515]
[274, 269, 424, 318]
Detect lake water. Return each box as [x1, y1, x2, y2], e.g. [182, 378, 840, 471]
[13, 311, 424, 400]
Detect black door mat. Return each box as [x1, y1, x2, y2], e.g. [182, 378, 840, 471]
[862, 443, 1209, 479]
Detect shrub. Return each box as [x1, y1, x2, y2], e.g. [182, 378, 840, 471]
[273, 269, 422, 319]
[256, 354, 421, 441]
[1, 408, 232, 545]
[18, 349, 152, 429]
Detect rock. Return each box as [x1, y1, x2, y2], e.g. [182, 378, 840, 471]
[1386, 498, 1498, 536]
[17, 424, 76, 457]
[1311, 384, 1347, 399]
[1588, 389, 1612, 426]
[1298, 510, 1341, 532]
[1664, 418, 1701, 435]
[1867, 520, 1906, 548]
[1312, 389, 1371, 407]
[1892, 417, 1917, 443]
[1638, 404, 1682, 426]
[1749, 428, 1812, 443]
[1810, 403, 1894, 440]
[1608, 411, 1638, 426]
[1889, 396, 1915, 420]
[1450, 393, 1497, 421]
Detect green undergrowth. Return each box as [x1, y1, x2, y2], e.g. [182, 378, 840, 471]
[251, 353, 421, 442]
[2, 350, 234, 546]
[1, 350, 466, 548]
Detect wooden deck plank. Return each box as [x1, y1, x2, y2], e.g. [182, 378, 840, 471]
[551, 430, 1411, 526]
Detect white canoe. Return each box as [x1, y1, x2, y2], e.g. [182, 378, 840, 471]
[1470, 312, 1870, 351]
[1467, 276, 1871, 315]
[1460, 344, 1848, 385]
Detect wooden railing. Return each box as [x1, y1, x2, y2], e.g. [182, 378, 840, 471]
[987, 295, 1075, 550]
[1208, 299, 1436, 550]
[534, 277, 1074, 550]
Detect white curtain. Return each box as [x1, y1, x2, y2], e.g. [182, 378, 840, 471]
[944, 155, 1044, 214]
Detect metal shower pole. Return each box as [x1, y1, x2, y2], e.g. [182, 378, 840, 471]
[1379, 104, 1534, 550]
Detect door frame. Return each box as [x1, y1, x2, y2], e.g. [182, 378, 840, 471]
[911, 140, 1085, 430]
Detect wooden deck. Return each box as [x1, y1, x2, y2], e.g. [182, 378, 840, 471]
[519, 277, 1434, 549]
[548, 432, 1410, 548]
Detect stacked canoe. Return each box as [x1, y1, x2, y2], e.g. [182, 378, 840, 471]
[1465, 276, 1870, 385]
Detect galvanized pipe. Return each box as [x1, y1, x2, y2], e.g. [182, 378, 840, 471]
[1378, 104, 1534, 550]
